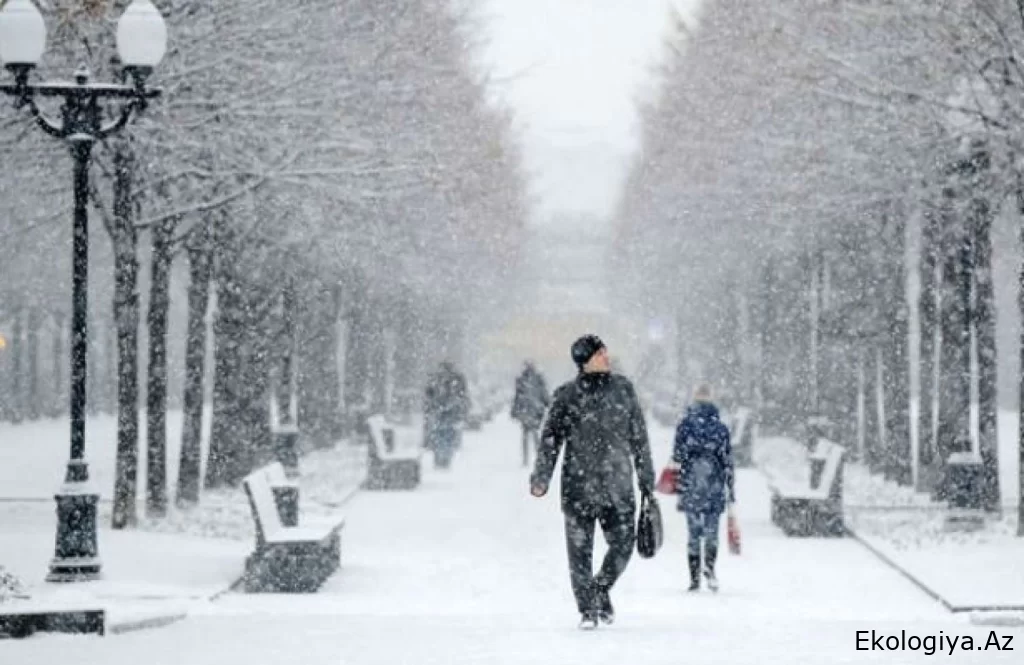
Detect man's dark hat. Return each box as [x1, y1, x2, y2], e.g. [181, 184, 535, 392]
[571, 334, 605, 368]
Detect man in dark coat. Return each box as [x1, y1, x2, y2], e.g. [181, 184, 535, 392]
[423, 361, 470, 469]
[511, 360, 550, 467]
[671, 383, 735, 592]
[530, 335, 656, 630]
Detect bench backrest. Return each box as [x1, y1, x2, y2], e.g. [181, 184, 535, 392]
[810, 438, 829, 461]
[365, 414, 390, 454]
[263, 461, 297, 488]
[817, 440, 845, 500]
[366, 414, 420, 457]
[242, 466, 285, 545]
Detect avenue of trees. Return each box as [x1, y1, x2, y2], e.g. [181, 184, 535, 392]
[613, 0, 1024, 530]
[0, 1, 526, 526]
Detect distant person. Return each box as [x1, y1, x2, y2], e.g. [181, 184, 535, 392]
[511, 360, 550, 467]
[530, 335, 656, 630]
[423, 361, 470, 469]
[669, 383, 735, 592]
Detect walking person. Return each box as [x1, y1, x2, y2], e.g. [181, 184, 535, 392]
[530, 335, 656, 630]
[669, 383, 735, 592]
[511, 360, 550, 467]
[423, 361, 470, 469]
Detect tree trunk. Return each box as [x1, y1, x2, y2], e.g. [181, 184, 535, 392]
[239, 279, 275, 469]
[277, 280, 296, 427]
[1018, 181, 1024, 534]
[810, 252, 822, 416]
[757, 260, 782, 432]
[863, 346, 881, 472]
[145, 218, 175, 518]
[369, 302, 389, 415]
[105, 319, 117, 414]
[299, 279, 343, 445]
[936, 188, 973, 501]
[972, 197, 999, 511]
[342, 285, 371, 423]
[788, 255, 814, 422]
[86, 312, 99, 416]
[111, 145, 141, 530]
[26, 307, 39, 421]
[883, 211, 913, 485]
[8, 307, 23, 423]
[207, 231, 246, 489]
[176, 219, 214, 507]
[0, 309, 10, 422]
[52, 314, 65, 418]
[918, 206, 940, 492]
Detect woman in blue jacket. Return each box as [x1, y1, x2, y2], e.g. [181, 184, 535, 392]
[671, 384, 735, 592]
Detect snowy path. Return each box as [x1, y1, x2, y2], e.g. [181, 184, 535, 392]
[6, 417, 1021, 664]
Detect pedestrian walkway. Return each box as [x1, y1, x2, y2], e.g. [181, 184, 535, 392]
[5, 416, 1020, 664]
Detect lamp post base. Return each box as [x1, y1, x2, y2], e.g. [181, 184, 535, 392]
[46, 475, 102, 583]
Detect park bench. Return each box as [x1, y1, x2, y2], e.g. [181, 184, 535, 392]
[769, 438, 846, 537]
[363, 414, 423, 490]
[241, 463, 344, 593]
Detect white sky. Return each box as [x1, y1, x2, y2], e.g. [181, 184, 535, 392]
[476, 0, 699, 228]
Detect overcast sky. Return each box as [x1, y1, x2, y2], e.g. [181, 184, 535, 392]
[476, 0, 700, 228]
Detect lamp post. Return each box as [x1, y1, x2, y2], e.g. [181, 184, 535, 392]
[0, 0, 167, 582]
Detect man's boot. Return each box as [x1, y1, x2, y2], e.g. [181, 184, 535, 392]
[687, 553, 701, 592]
[597, 586, 615, 625]
[704, 543, 719, 592]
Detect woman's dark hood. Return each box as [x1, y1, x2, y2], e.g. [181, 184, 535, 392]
[686, 401, 720, 420]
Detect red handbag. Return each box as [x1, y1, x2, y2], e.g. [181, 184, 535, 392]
[727, 506, 741, 555]
[655, 466, 678, 495]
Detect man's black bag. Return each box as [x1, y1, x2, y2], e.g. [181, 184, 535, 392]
[636, 493, 663, 559]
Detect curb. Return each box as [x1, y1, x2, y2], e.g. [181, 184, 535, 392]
[108, 611, 187, 635]
[844, 526, 954, 611]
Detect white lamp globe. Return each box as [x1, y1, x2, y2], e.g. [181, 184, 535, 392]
[116, 0, 167, 70]
[0, 0, 47, 67]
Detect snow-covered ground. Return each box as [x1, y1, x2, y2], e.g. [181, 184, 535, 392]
[4, 415, 1021, 663]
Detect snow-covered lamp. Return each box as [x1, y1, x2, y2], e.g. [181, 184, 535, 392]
[116, 0, 167, 71]
[0, 0, 47, 69]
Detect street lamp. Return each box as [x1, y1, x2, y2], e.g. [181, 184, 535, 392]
[0, 0, 167, 582]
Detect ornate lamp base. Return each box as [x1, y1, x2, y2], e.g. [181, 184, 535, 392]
[46, 476, 102, 583]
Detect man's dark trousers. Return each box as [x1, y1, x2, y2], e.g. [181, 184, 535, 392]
[564, 502, 635, 614]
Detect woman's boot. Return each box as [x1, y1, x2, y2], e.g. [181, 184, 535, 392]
[704, 543, 719, 592]
[687, 553, 701, 591]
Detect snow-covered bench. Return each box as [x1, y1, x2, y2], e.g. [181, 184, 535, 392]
[242, 464, 344, 592]
[769, 438, 846, 537]
[363, 414, 422, 490]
